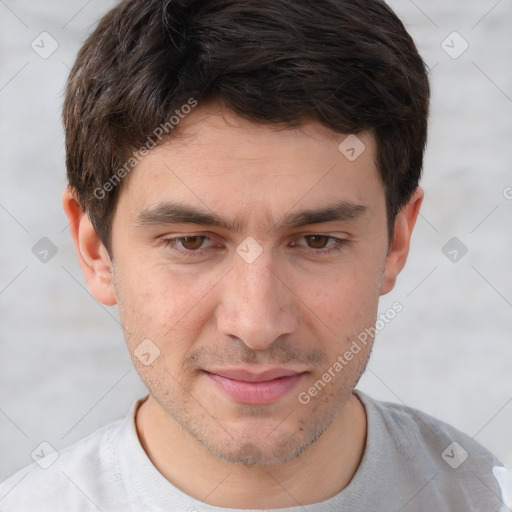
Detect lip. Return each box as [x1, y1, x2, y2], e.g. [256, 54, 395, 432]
[203, 368, 307, 405]
[206, 367, 305, 382]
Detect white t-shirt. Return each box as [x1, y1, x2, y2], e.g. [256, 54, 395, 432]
[0, 390, 509, 511]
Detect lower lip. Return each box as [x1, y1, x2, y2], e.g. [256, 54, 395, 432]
[204, 372, 305, 405]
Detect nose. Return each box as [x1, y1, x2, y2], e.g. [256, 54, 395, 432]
[215, 251, 298, 351]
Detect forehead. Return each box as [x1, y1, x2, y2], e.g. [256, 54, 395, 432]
[116, 105, 384, 227]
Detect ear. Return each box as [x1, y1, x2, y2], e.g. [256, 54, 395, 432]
[62, 187, 117, 306]
[380, 187, 424, 295]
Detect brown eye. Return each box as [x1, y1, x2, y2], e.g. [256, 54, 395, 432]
[304, 235, 330, 249]
[179, 236, 205, 250]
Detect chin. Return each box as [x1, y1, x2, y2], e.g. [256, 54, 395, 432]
[207, 438, 303, 466]
[198, 416, 331, 466]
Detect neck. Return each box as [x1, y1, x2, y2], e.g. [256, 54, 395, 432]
[135, 393, 367, 509]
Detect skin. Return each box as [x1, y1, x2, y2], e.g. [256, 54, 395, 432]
[63, 104, 422, 509]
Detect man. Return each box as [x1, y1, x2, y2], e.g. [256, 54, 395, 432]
[1, 0, 509, 510]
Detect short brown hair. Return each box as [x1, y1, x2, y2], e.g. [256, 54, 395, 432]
[63, 0, 430, 253]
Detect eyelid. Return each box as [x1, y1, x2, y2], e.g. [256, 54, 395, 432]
[162, 234, 216, 248]
[160, 232, 351, 257]
[293, 233, 347, 245]
[290, 234, 351, 254]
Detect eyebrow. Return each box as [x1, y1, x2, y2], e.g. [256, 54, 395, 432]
[135, 200, 368, 232]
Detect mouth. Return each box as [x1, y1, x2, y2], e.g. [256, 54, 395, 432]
[202, 367, 308, 405]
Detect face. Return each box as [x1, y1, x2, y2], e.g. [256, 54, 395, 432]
[106, 105, 396, 465]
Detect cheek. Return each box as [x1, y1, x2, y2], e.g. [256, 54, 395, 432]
[115, 260, 218, 347]
[304, 261, 383, 332]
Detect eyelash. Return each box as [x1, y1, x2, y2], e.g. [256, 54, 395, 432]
[160, 234, 350, 258]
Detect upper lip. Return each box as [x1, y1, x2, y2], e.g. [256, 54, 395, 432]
[203, 368, 306, 382]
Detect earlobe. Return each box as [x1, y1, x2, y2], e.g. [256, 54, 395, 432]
[62, 187, 117, 306]
[380, 187, 424, 296]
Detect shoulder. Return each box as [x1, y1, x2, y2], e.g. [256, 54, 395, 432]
[0, 416, 126, 511]
[364, 391, 501, 467]
[355, 390, 506, 511]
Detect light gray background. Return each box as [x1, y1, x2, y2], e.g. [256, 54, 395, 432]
[0, 0, 511, 481]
